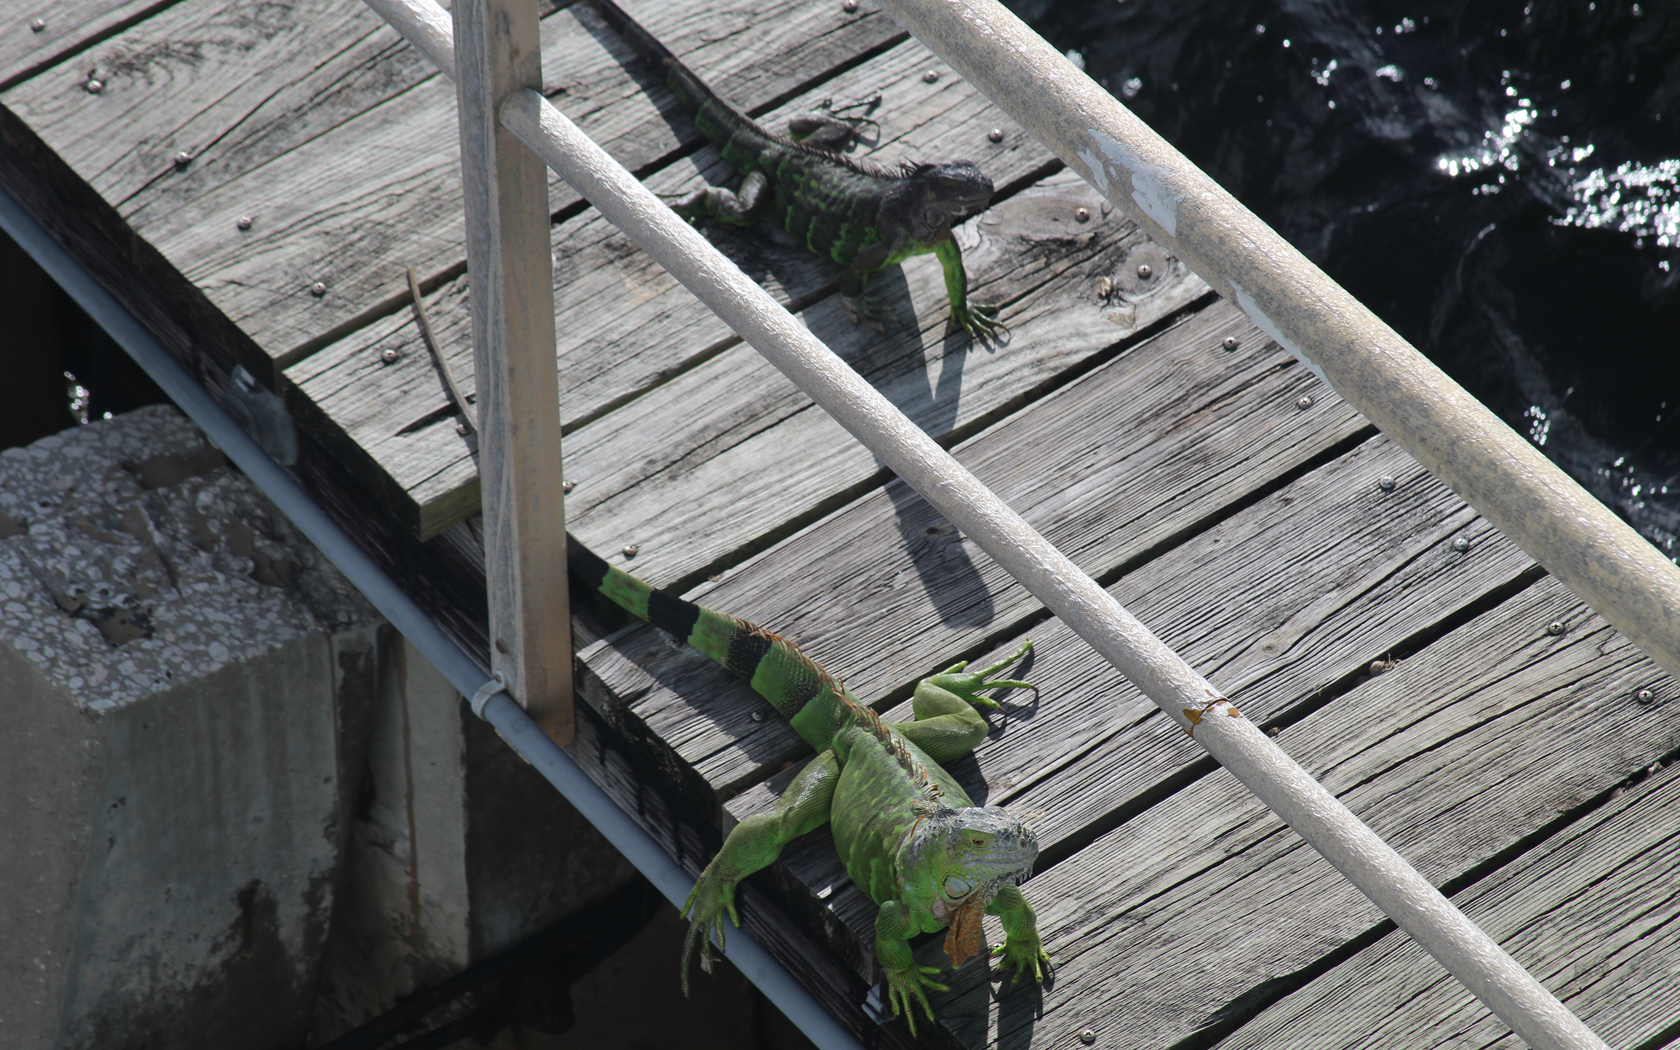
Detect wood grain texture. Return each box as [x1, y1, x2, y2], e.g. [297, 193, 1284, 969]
[576, 294, 1360, 818]
[452, 0, 570, 740]
[728, 434, 1544, 978]
[0, 0, 168, 90]
[2, 0, 432, 225]
[921, 576, 1675, 1049]
[55, 0, 901, 366]
[1218, 759, 1680, 1050]
[287, 32, 1066, 539]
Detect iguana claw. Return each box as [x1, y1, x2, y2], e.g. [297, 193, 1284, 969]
[991, 935, 1050, 986]
[679, 864, 740, 996]
[952, 300, 1007, 340]
[928, 638, 1037, 711]
[884, 963, 948, 1036]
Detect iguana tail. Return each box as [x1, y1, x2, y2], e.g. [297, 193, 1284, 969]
[590, 0, 740, 135]
[568, 538, 859, 748]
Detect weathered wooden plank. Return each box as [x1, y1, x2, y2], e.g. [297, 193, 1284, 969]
[1, 0, 440, 223]
[555, 176, 1205, 583]
[287, 32, 1062, 539]
[1218, 760, 1680, 1050]
[452, 0, 571, 740]
[0, 0, 166, 90]
[573, 295, 1362, 833]
[95, 0, 900, 366]
[729, 433, 1541, 977]
[921, 577, 1675, 1049]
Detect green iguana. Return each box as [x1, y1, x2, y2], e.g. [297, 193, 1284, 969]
[570, 539, 1048, 1033]
[592, 0, 1003, 337]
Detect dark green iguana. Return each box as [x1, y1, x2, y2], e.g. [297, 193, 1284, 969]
[592, 0, 1003, 337]
[570, 539, 1047, 1033]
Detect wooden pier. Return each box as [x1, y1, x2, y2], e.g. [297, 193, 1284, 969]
[5, 1, 1677, 1048]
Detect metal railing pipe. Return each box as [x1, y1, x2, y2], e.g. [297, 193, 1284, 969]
[371, 3, 1604, 1045]
[497, 86, 1601, 1050]
[0, 182, 864, 1050]
[874, 0, 1679, 682]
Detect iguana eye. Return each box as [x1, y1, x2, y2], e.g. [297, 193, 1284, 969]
[968, 834, 989, 848]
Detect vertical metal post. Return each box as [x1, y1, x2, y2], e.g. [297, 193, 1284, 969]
[451, 0, 572, 743]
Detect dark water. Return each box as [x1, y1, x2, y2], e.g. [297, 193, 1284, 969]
[1008, 0, 1679, 562]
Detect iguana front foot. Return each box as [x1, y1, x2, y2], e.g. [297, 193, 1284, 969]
[787, 93, 882, 151]
[991, 932, 1050, 987]
[679, 863, 740, 995]
[841, 288, 896, 333]
[884, 962, 948, 1036]
[951, 299, 1007, 340]
[927, 638, 1037, 712]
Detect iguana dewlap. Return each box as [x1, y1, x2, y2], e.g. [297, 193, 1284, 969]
[591, 0, 1003, 337]
[570, 538, 1048, 1034]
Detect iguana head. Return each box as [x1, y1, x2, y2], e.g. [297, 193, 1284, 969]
[899, 804, 1039, 916]
[903, 162, 995, 239]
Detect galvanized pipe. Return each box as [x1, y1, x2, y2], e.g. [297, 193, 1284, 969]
[0, 180, 864, 1050]
[874, 0, 1679, 683]
[497, 87, 1603, 1049]
[367, 2, 1608, 1046]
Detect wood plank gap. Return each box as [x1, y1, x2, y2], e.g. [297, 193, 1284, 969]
[657, 288, 1227, 600]
[547, 157, 1070, 447]
[278, 260, 469, 371]
[1628, 1002, 1680, 1050]
[1025, 562, 1553, 878]
[1245, 561, 1555, 739]
[0, 0, 183, 94]
[1165, 919, 1399, 1050]
[657, 383, 1377, 819]
[536, 25, 910, 226]
[311, 54, 1063, 447]
[1176, 732, 1680, 1050]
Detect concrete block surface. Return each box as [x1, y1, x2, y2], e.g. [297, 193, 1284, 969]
[0, 406, 378, 1050]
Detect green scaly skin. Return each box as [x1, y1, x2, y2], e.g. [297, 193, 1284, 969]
[569, 539, 1048, 1034]
[591, 0, 1003, 337]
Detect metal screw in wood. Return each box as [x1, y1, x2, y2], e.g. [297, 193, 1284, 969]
[1636, 688, 1655, 704]
[1452, 535, 1471, 552]
[923, 69, 939, 83]
[173, 151, 192, 168]
[310, 281, 327, 297]
[1074, 207, 1089, 222]
[622, 544, 639, 557]
[31, 18, 45, 31]
[988, 128, 1004, 142]
[236, 216, 253, 231]
[84, 79, 103, 94]
[1547, 621, 1567, 636]
[1222, 336, 1239, 351]
[1377, 475, 1397, 491]
[1296, 395, 1313, 410]
[1079, 1029, 1096, 1045]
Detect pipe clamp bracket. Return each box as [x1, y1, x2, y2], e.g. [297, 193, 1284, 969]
[470, 672, 510, 720]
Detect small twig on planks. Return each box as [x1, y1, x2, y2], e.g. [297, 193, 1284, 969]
[407, 266, 477, 434]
